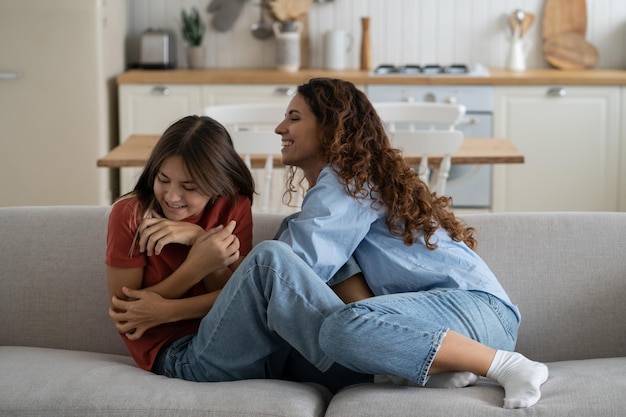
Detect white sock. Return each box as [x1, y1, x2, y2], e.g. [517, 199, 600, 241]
[486, 350, 549, 409]
[425, 371, 479, 388]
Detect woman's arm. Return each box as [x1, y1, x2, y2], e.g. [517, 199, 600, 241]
[331, 273, 374, 303]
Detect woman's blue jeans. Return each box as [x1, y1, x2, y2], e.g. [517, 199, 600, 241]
[319, 289, 519, 385]
[153, 240, 519, 387]
[152, 240, 369, 389]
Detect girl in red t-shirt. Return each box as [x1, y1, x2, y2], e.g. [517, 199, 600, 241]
[106, 115, 255, 371]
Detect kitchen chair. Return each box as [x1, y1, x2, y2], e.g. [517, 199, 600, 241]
[373, 102, 466, 196]
[204, 103, 297, 214]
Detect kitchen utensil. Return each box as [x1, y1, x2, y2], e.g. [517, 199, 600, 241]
[269, 0, 312, 21]
[251, 0, 273, 40]
[542, 0, 587, 40]
[521, 12, 535, 37]
[543, 31, 598, 70]
[139, 28, 176, 69]
[508, 9, 524, 36]
[207, 0, 246, 32]
[360, 17, 372, 71]
[323, 29, 353, 70]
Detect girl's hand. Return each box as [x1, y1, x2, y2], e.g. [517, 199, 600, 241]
[109, 287, 170, 340]
[184, 220, 240, 276]
[138, 213, 204, 256]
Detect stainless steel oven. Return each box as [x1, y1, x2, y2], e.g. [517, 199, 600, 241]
[367, 83, 494, 209]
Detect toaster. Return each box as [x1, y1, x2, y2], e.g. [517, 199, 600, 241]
[139, 28, 176, 69]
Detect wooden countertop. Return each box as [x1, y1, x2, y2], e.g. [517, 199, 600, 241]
[97, 135, 524, 169]
[117, 68, 626, 86]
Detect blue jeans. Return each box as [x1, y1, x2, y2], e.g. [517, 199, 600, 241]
[319, 289, 519, 385]
[152, 240, 369, 389]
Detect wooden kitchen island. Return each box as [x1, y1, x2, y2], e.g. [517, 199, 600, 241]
[97, 135, 524, 169]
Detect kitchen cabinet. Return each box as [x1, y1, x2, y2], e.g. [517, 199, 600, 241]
[119, 84, 203, 141]
[493, 86, 620, 212]
[201, 84, 297, 107]
[118, 84, 203, 192]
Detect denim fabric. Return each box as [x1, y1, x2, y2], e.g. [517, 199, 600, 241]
[319, 289, 519, 386]
[152, 240, 364, 386]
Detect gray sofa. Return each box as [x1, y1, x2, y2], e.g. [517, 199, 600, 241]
[1, 206, 624, 417]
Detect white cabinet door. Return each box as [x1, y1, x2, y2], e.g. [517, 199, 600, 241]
[119, 84, 203, 140]
[493, 86, 620, 212]
[118, 84, 202, 193]
[201, 84, 297, 107]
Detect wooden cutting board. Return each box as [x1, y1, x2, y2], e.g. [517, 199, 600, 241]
[542, 0, 587, 40]
[543, 32, 598, 69]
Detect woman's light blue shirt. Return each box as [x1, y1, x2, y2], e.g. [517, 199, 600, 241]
[277, 166, 520, 319]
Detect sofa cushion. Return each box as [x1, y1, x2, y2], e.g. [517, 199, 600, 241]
[0, 206, 286, 356]
[462, 212, 626, 362]
[325, 357, 626, 417]
[0, 346, 331, 417]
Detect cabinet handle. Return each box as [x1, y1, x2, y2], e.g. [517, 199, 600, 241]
[151, 86, 171, 96]
[0, 72, 22, 79]
[273, 87, 296, 97]
[459, 117, 480, 126]
[547, 87, 566, 98]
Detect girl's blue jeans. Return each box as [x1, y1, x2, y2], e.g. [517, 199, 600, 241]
[152, 240, 518, 387]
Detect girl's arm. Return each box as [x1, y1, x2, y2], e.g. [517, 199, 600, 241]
[109, 286, 221, 340]
[143, 221, 240, 299]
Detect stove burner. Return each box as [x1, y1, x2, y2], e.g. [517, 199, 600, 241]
[373, 64, 471, 76]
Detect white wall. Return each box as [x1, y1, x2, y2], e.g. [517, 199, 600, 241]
[127, 0, 626, 70]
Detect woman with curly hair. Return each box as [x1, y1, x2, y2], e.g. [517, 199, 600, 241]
[274, 78, 548, 409]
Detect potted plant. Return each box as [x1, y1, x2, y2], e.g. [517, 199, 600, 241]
[181, 7, 206, 68]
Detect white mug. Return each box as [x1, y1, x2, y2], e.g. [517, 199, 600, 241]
[323, 30, 353, 70]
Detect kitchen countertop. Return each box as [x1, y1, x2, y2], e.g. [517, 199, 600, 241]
[117, 68, 626, 86]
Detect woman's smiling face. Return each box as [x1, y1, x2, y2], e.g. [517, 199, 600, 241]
[275, 94, 326, 182]
[153, 155, 210, 220]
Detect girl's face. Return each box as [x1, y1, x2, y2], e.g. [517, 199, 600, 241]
[153, 156, 210, 221]
[275, 94, 325, 181]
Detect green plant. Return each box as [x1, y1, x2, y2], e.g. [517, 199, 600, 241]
[181, 7, 205, 47]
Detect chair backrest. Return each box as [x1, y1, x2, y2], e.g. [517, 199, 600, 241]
[373, 101, 466, 130]
[205, 103, 295, 214]
[373, 102, 466, 196]
[205, 103, 285, 132]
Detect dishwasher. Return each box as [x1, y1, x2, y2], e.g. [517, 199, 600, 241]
[367, 84, 494, 210]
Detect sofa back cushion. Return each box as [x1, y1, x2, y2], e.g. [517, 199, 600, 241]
[464, 212, 626, 362]
[0, 206, 285, 356]
[1, 207, 624, 363]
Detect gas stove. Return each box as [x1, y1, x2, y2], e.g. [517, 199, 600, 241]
[371, 63, 490, 77]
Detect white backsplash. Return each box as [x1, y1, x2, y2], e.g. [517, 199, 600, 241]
[127, 0, 626, 70]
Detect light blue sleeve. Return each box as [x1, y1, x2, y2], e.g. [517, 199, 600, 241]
[277, 167, 380, 283]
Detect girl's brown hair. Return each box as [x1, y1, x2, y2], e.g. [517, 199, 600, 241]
[122, 115, 255, 221]
[291, 78, 476, 250]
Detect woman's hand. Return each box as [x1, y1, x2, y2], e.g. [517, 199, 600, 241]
[138, 212, 204, 256]
[109, 287, 171, 340]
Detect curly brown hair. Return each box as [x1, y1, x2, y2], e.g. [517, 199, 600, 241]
[290, 78, 476, 250]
